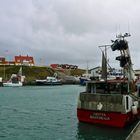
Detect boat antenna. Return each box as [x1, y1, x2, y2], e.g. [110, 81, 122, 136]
[116, 32, 131, 39]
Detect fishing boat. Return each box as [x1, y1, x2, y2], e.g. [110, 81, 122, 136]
[79, 75, 91, 86]
[35, 76, 62, 86]
[35, 72, 62, 86]
[3, 67, 25, 87]
[77, 33, 140, 127]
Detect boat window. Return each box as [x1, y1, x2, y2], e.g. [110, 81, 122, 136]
[95, 83, 108, 94]
[87, 82, 128, 94]
[87, 84, 92, 93]
[109, 83, 127, 94]
[121, 84, 128, 94]
[109, 83, 121, 94]
[126, 96, 129, 110]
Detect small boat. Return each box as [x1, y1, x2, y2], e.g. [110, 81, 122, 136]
[3, 79, 23, 87]
[0, 77, 3, 86]
[35, 76, 62, 86]
[3, 67, 25, 87]
[79, 76, 91, 86]
[77, 33, 140, 127]
[80, 62, 91, 86]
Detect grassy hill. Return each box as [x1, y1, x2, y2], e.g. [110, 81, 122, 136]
[0, 65, 85, 82]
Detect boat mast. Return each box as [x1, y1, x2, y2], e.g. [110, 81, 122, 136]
[86, 60, 89, 77]
[3, 63, 5, 80]
[111, 33, 135, 93]
[99, 45, 111, 81]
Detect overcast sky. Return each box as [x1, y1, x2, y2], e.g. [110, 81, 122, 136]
[0, 0, 140, 69]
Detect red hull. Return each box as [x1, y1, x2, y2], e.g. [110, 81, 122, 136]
[77, 109, 140, 127]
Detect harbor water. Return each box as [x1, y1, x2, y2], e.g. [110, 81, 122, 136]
[0, 85, 138, 140]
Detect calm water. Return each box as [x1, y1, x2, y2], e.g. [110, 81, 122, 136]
[0, 85, 137, 140]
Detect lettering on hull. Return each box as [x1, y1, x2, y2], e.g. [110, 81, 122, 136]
[90, 113, 110, 120]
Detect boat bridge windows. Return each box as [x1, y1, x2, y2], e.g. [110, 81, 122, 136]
[86, 82, 128, 94]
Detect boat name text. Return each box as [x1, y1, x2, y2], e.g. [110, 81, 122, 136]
[90, 113, 110, 120]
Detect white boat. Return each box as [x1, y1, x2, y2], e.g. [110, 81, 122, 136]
[3, 81, 23, 87]
[3, 67, 25, 87]
[0, 77, 3, 86]
[35, 76, 62, 85]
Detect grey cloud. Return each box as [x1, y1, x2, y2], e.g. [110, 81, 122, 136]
[0, 0, 140, 69]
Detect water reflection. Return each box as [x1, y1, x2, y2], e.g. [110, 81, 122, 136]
[76, 121, 138, 140]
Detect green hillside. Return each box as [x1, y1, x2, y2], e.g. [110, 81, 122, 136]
[0, 65, 85, 82]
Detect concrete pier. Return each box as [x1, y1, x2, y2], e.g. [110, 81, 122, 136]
[126, 121, 140, 140]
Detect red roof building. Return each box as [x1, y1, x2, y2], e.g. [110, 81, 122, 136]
[50, 64, 59, 69]
[15, 55, 35, 66]
[0, 57, 5, 64]
[0, 57, 15, 65]
[50, 64, 78, 69]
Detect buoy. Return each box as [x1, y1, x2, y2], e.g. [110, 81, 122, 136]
[132, 105, 138, 115]
[134, 101, 138, 108]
